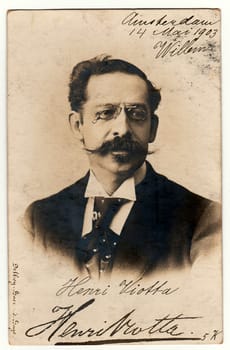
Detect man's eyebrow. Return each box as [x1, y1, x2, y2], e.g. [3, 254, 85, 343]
[94, 103, 116, 108]
[94, 103, 148, 108]
[125, 103, 148, 109]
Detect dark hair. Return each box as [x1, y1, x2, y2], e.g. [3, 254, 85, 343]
[68, 55, 161, 115]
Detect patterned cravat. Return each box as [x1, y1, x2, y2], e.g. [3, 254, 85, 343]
[76, 197, 127, 278]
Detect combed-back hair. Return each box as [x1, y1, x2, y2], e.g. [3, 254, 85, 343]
[69, 55, 161, 114]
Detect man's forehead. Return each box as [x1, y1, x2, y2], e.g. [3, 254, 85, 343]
[85, 72, 149, 104]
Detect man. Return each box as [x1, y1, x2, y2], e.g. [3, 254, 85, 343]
[24, 55, 221, 279]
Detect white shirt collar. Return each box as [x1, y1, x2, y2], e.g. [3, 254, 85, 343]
[84, 162, 146, 201]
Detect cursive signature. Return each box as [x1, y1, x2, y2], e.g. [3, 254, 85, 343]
[25, 299, 202, 342]
[152, 38, 208, 59]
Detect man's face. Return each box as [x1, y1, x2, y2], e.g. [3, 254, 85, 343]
[75, 72, 157, 176]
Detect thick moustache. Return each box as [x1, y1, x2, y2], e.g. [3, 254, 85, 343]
[85, 136, 145, 156]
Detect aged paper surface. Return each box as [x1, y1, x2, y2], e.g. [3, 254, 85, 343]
[8, 9, 222, 345]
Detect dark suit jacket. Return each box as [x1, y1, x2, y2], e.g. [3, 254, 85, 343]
[24, 162, 221, 276]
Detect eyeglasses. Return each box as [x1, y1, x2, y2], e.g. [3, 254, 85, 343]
[92, 104, 149, 124]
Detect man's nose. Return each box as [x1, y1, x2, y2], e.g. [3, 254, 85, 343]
[112, 108, 131, 137]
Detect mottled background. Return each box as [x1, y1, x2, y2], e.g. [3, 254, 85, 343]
[7, 9, 222, 345]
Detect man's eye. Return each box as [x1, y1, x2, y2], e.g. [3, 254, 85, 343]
[127, 108, 147, 121]
[97, 108, 116, 120]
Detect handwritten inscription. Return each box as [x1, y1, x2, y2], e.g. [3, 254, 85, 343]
[119, 278, 179, 296]
[9, 263, 20, 335]
[121, 11, 220, 60]
[201, 330, 223, 341]
[25, 299, 202, 342]
[122, 12, 219, 27]
[24, 275, 222, 343]
[56, 276, 179, 298]
[56, 276, 110, 297]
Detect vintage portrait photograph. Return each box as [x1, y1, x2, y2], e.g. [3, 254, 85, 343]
[7, 8, 222, 345]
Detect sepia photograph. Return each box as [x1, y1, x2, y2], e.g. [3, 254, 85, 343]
[7, 8, 222, 345]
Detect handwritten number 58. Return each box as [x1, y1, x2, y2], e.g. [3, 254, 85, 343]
[201, 330, 222, 341]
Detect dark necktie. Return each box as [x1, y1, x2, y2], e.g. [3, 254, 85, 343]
[76, 197, 127, 278]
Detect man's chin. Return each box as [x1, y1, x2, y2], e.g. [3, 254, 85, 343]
[107, 153, 144, 175]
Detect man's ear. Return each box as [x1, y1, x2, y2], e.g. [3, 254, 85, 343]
[69, 111, 83, 141]
[149, 114, 159, 143]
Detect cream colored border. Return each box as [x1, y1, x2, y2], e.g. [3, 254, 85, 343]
[1, 1, 230, 350]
